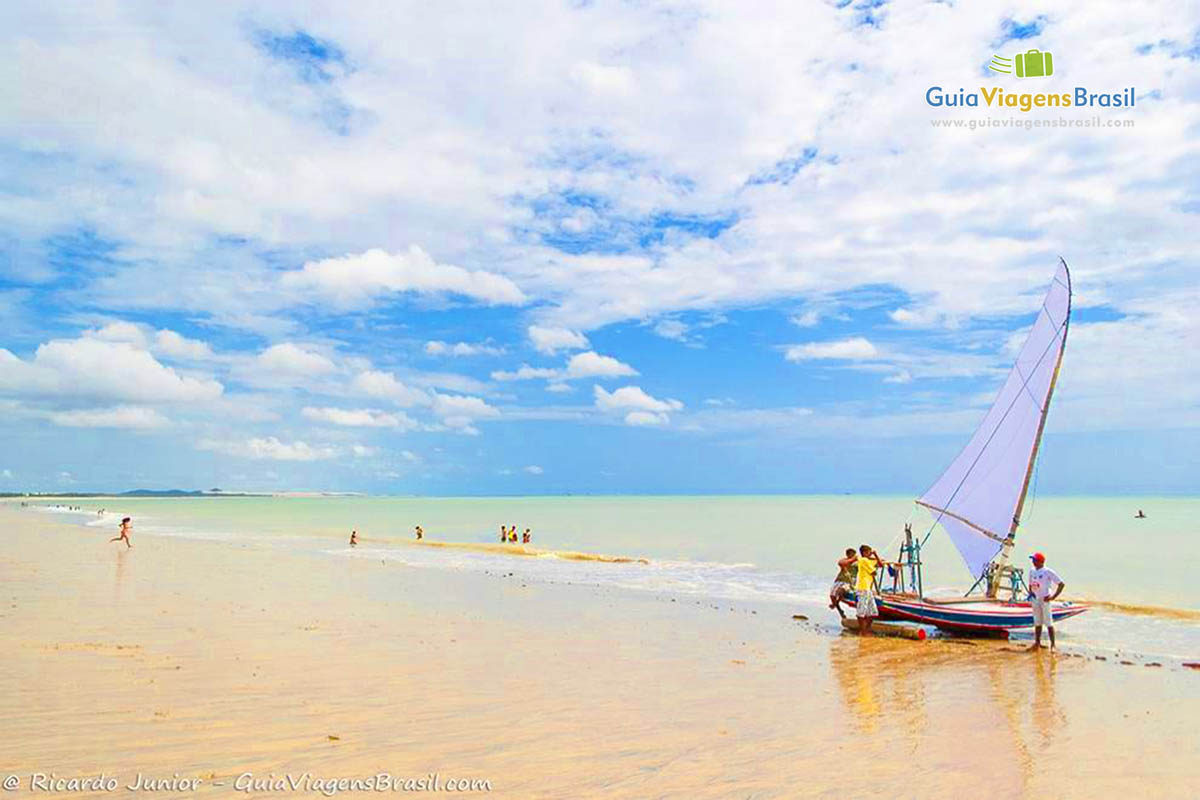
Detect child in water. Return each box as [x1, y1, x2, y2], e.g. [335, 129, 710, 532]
[522, 529, 531, 544]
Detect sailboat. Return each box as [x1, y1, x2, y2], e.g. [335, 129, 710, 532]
[843, 258, 1088, 634]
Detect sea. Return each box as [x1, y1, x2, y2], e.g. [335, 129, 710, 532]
[16, 494, 1199, 662]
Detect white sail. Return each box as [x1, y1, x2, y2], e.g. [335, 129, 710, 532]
[918, 260, 1071, 580]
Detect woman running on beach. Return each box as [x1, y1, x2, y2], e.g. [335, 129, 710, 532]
[109, 517, 133, 548]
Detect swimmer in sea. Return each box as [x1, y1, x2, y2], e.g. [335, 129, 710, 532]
[109, 517, 133, 548]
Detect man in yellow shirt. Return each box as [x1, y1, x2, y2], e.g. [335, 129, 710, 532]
[854, 544, 884, 635]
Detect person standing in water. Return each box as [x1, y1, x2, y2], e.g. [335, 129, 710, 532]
[109, 517, 133, 548]
[499, 525, 508, 543]
[350, 530, 358, 547]
[1027, 552, 1065, 651]
[415, 525, 424, 541]
[522, 528, 531, 544]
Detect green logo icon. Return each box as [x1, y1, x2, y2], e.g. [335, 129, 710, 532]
[989, 49, 1054, 78]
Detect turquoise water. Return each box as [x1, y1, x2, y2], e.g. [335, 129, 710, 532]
[16, 495, 1200, 658]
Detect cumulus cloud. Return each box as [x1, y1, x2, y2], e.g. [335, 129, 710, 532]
[282, 246, 526, 308]
[594, 385, 684, 413]
[0, 337, 223, 404]
[528, 326, 589, 354]
[564, 351, 637, 379]
[523, 464, 544, 475]
[491, 351, 636, 383]
[430, 392, 500, 435]
[595, 385, 683, 426]
[784, 337, 878, 361]
[256, 343, 337, 376]
[154, 330, 214, 360]
[351, 370, 432, 407]
[301, 406, 417, 429]
[87, 322, 215, 361]
[49, 405, 169, 429]
[198, 436, 338, 461]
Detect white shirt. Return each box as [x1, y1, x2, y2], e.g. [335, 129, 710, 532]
[1028, 567, 1062, 602]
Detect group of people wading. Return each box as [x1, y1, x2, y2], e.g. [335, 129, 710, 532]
[500, 525, 532, 544]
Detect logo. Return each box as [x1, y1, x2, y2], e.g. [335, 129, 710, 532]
[989, 49, 1054, 78]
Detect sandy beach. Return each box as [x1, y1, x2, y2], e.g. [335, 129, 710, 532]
[0, 504, 1196, 799]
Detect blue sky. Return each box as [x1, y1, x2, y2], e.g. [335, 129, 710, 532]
[1, 1, 1198, 494]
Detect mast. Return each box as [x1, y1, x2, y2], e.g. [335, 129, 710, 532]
[986, 258, 1071, 596]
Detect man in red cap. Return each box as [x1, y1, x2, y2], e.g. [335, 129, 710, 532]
[1027, 552, 1065, 651]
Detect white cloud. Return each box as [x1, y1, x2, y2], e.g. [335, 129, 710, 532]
[89, 321, 147, 347]
[302, 406, 417, 429]
[653, 319, 688, 341]
[351, 370, 431, 407]
[564, 351, 637, 379]
[49, 405, 169, 429]
[432, 393, 500, 419]
[2, 469, 14, 479]
[594, 385, 684, 414]
[256, 343, 336, 376]
[624, 411, 668, 426]
[425, 340, 503, 357]
[785, 337, 878, 361]
[154, 330, 214, 360]
[429, 392, 499, 435]
[523, 464, 544, 475]
[85, 322, 214, 361]
[491, 351, 635, 383]
[790, 310, 822, 328]
[491, 364, 560, 381]
[198, 437, 338, 461]
[595, 384, 683, 426]
[352, 444, 378, 458]
[282, 246, 526, 308]
[528, 325, 589, 354]
[0, 337, 222, 404]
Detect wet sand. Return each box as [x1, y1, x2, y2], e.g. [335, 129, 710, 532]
[0, 506, 1196, 798]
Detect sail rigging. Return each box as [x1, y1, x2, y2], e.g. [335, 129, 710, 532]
[918, 259, 1072, 580]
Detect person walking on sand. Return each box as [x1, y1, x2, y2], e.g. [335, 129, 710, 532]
[854, 544, 883, 635]
[109, 517, 133, 548]
[829, 548, 858, 619]
[1027, 552, 1065, 651]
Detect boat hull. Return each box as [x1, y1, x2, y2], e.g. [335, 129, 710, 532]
[844, 593, 1088, 634]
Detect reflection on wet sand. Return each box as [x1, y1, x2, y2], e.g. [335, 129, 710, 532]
[829, 634, 1067, 796]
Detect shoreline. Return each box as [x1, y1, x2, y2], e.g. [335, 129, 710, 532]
[2, 506, 1199, 798]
